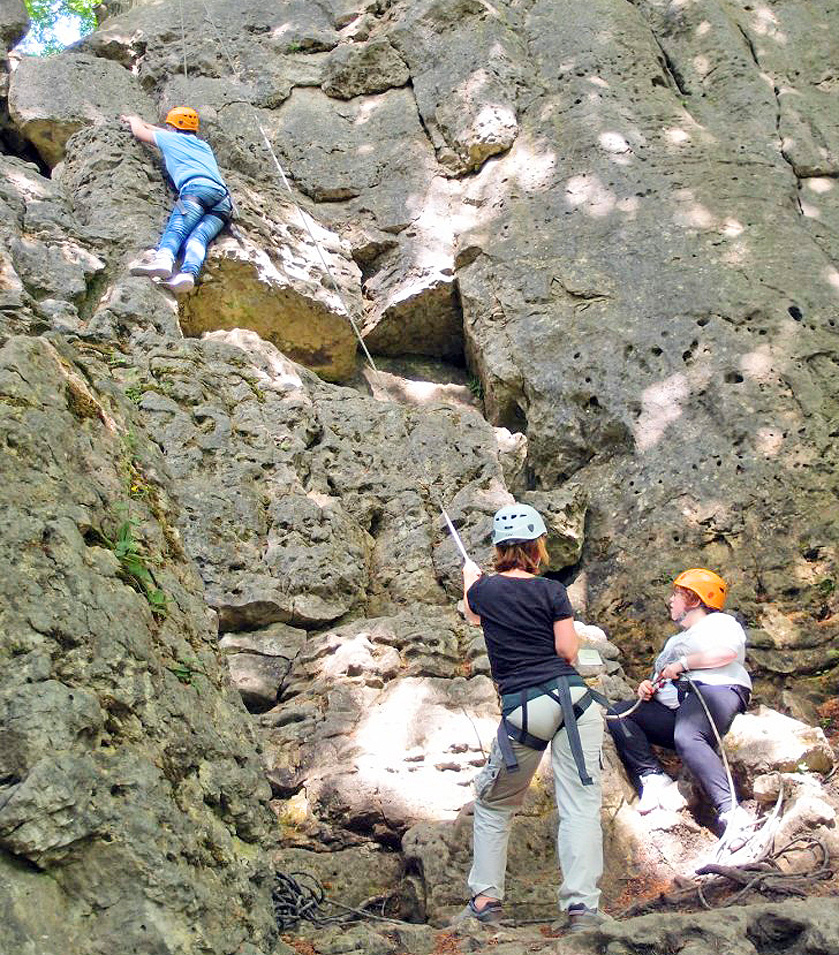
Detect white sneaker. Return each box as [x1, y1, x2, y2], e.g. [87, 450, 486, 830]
[163, 272, 195, 295]
[637, 773, 674, 814]
[130, 249, 174, 279]
[658, 780, 688, 813]
[712, 806, 758, 864]
[718, 804, 752, 833]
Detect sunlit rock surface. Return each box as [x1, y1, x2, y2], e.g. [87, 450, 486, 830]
[181, 228, 361, 383]
[9, 52, 152, 167]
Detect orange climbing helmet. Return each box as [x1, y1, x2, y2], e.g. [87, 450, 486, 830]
[165, 106, 199, 132]
[673, 568, 727, 610]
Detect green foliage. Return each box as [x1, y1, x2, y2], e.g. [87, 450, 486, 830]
[103, 518, 169, 617]
[467, 374, 484, 400]
[166, 658, 210, 690]
[21, 0, 97, 55]
[124, 383, 144, 406]
[108, 351, 131, 369]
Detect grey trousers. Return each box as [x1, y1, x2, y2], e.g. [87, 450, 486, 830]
[468, 687, 604, 912]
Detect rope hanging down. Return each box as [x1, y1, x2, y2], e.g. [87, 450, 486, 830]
[177, 0, 188, 79]
[195, 2, 480, 571]
[197, 0, 380, 378]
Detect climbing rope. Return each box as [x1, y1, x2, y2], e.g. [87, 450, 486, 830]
[602, 682, 662, 721]
[616, 834, 832, 918]
[193, 2, 490, 573]
[177, 0, 188, 79]
[197, 0, 380, 378]
[272, 870, 414, 931]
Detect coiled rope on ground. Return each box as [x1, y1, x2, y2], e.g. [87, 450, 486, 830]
[617, 834, 833, 918]
[272, 871, 413, 932]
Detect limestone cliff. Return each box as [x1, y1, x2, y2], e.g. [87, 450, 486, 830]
[1, 1, 838, 953]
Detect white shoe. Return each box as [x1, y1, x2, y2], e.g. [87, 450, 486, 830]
[718, 804, 752, 833]
[637, 773, 674, 814]
[163, 272, 195, 295]
[712, 806, 759, 864]
[130, 249, 174, 279]
[658, 780, 688, 813]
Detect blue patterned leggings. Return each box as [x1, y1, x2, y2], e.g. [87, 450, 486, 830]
[158, 181, 232, 276]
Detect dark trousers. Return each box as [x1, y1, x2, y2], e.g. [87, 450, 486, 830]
[607, 683, 749, 813]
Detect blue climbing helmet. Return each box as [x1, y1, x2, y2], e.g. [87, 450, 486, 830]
[492, 503, 547, 545]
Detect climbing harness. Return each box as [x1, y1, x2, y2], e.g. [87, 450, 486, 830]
[496, 676, 611, 785]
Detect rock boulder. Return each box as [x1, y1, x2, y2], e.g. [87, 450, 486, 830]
[727, 706, 835, 778]
[8, 52, 152, 167]
[0, 0, 27, 50]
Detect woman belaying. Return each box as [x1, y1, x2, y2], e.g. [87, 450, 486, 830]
[607, 568, 752, 831]
[121, 107, 232, 294]
[455, 504, 607, 934]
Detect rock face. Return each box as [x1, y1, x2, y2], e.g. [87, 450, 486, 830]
[2, 0, 839, 952]
[9, 53, 153, 167]
[0, 0, 27, 51]
[0, 336, 277, 955]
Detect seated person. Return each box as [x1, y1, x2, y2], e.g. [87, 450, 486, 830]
[607, 568, 751, 831]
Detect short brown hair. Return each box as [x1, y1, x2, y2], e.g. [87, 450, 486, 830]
[494, 537, 549, 574]
[673, 584, 713, 612]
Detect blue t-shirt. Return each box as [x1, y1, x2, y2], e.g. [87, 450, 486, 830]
[153, 128, 226, 192]
[466, 574, 577, 694]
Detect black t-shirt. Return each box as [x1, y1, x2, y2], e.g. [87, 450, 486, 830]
[466, 573, 577, 694]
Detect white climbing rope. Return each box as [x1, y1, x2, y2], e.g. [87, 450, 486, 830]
[195, 0, 485, 571]
[178, 0, 188, 79]
[197, 0, 380, 379]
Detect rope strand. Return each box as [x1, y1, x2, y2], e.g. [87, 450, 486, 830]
[177, 0, 188, 78]
[197, 0, 380, 379]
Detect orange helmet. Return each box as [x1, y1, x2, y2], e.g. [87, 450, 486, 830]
[673, 568, 727, 610]
[165, 106, 199, 131]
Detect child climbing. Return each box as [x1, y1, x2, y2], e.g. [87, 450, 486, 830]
[121, 107, 232, 294]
